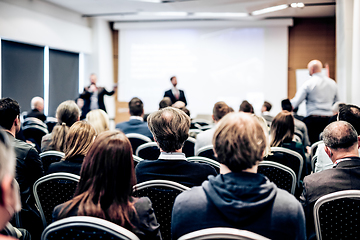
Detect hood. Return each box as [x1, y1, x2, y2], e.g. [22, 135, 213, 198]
[203, 172, 277, 224]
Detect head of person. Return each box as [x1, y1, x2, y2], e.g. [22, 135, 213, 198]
[0, 130, 21, 230]
[332, 102, 345, 115]
[170, 76, 177, 87]
[59, 131, 135, 227]
[159, 97, 172, 109]
[213, 112, 266, 172]
[281, 99, 293, 112]
[307, 59, 323, 76]
[239, 100, 254, 113]
[50, 100, 81, 152]
[213, 101, 231, 122]
[86, 109, 109, 134]
[253, 114, 271, 158]
[148, 107, 190, 152]
[261, 101, 272, 113]
[90, 73, 97, 85]
[323, 121, 360, 162]
[0, 98, 21, 134]
[338, 104, 360, 135]
[31, 96, 44, 112]
[63, 121, 97, 161]
[180, 107, 190, 117]
[129, 97, 144, 117]
[270, 111, 295, 147]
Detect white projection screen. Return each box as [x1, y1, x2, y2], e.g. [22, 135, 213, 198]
[118, 26, 288, 117]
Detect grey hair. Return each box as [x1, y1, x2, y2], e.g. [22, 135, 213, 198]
[323, 121, 358, 150]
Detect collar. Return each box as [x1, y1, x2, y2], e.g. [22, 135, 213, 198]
[5, 130, 15, 138]
[312, 72, 324, 77]
[333, 157, 360, 167]
[262, 111, 271, 116]
[130, 116, 143, 122]
[158, 152, 186, 161]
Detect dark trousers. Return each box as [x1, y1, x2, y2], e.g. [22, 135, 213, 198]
[303, 115, 331, 145]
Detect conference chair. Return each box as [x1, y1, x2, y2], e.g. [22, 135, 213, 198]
[264, 147, 303, 187]
[44, 117, 58, 133]
[191, 119, 212, 130]
[41, 216, 139, 240]
[22, 117, 49, 151]
[133, 180, 190, 240]
[39, 150, 65, 173]
[310, 140, 323, 160]
[189, 129, 202, 139]
[311, 155, 318, 173]
[133, 155, 143, 167]
[196, 145, 217, 161]
[258, 161, 296, 195]
[136, 142, 160, 160]
[182, 137, 196, 157]
[125, 133, 152, 154]
[187, 156, 220, 173]
[314, 190, 360, 240]
[33, 173, 80, 228]
[178, 228, 270, 240]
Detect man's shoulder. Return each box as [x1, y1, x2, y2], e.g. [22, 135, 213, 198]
[13, 138, 39, 159]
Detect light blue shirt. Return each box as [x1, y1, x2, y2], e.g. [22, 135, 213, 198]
[291, 72, 338, 117]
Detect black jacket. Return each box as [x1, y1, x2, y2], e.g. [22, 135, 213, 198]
[164, 89, 187, 106]
[47, 155, 84, 176]
[25, 109, 46, 122]
[79, 86, 115, 116]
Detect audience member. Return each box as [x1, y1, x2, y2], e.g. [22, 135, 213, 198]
[270, 110, 307, 177]
[53, 131, 161, 240]
[25, 96, 46, 122]
[291, 59, 339, 144]
[328, 101, 345, 124]
[135, 107, 217, 187]
[164, 76, 187, 106]
[79, 73, 116, 116]
[41, 100, 81, 152]
[314, 104, 360, 172]
[239, 100, 254, 113]
[0, 130, 22, 240]
[115, 97, 153, 140]
[86, 109, 109, 134]
[172, 112, 306, 239]
[159, 97, 172, 109]
[47, 121, 96, 175]
[301, 121, 360, 239]
[194, 101, 231, 154]
[282, 99, 310, 147]
[261, 101, 274, 127]
[253, 114, 271, 158]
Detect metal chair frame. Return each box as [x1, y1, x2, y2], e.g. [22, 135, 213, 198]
[134, 179, 190, 192]
[195, 145, 215, 159]
[39, 150, 65, 158]
[133, 155, 143, 163]
[187, 156, 220, 172]
[41, 216, 140, 240]
[310, 140, 324, 160]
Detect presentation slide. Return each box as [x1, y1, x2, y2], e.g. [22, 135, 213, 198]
[119, 27, 288, 117]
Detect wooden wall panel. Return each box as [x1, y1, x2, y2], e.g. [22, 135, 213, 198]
[288, 17, 336, 98]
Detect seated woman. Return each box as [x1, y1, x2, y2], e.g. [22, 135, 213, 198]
[270, 110, 307, 178]
[86, 109, 109, 134]
[47, 121, 96, 175]
[52, 131, 162, 240]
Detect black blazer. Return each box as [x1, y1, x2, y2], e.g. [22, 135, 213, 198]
[164, 89, 187, 106]
[80, 86, 115, 116]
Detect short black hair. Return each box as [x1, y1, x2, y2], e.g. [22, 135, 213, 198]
[338, 104, 360, 135]
[239, 100, 253, 113]
[0, 98, 20, 130]
[129, 97, 143, 116]
[281, 99, 293, 112]
[170, 76, 176, 81]
[263, 101, 272, 111]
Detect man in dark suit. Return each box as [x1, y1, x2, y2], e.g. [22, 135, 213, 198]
[115, 97, 153, 140]
[79, 73, 116, 116]
[164, 76, 187, 106]
[25, 96, 46, 122]
[135, 107, 217, 187]
[300, 120, 360, 239]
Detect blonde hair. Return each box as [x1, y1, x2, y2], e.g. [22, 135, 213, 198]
[86, 109, 109, 134]
[64, 121, 97, 160]
[253, 115, 271, 157]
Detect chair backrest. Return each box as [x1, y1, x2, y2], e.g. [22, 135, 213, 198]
[22, 117, 49, 148]
[311, 155, 318, 173]
[196, 145, 217, 161]
[265, 147, 303, 186]
[44, 117, 58, 133]
[187, 156, 220, 174]
[39, 151, 65, 173]
[133, 180, 190, 240]
[41, 216, 140, 240]
[314, 190, 360, 240]
[125, 133, 152, 154]
[136, 142, 160, 160]
[33, 173, 80, 228]
[183, 137, 196, 157]
[258, 161, 296, 195]
[310, 140, 323, 160]
[133, 155, 143, 167]
[189, 129, 202, 139]
[178, 227, 270, 240]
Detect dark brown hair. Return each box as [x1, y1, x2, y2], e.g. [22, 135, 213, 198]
[270, 111, 294, 147]
[213, 101, 231, 121]
[59, 131, 136, 229]
[239, 100, 254, 113]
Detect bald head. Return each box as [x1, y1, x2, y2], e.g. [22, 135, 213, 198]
[323, 121, 358, 150]
[307, 60, 323, 76]
[31, 96, 44, 112]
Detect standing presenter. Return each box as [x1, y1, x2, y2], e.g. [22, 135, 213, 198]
[164, 76, 187, 106]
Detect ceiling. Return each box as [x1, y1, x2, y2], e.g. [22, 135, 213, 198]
[44, 0, 336, 22]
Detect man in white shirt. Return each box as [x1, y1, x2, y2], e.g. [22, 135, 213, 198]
[291, 59, 338, 144]
[164, 76, 187, 106]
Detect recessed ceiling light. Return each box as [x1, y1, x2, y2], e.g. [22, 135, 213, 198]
[252, 4, 289, 16]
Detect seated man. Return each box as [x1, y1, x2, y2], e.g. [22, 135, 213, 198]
[261, 101, 274, 127]
[135, 107, 217, 187]
[172, 112, 306, 240]
[25, 96, 46, 122]
[116, 97, 153, 140]
[301, 120, 360, 239]
[194, 101, 231, 154]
